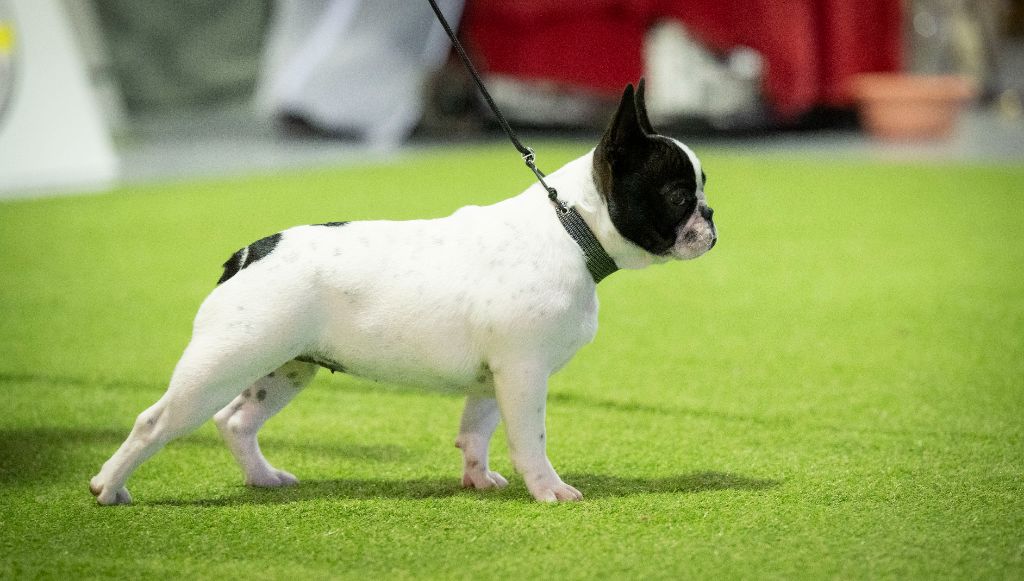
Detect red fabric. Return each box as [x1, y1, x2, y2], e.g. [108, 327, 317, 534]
[462, 0, 903, 120]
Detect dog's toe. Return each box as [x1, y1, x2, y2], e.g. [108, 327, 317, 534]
[114, 487, 133, 505]
[488, 471, 509, 488]
[553, 482, 582, 501]
[529, 480, 583, 503]
[273, 469, 299, 487]
[246, 468, 299, 488]
[462, 469, 508, 490]
[93, 483, 133, 506]
[91, 474, 133, 505]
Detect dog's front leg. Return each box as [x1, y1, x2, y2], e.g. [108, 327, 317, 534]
[455, 395, 508, 490]
[494, 365, 582, 502]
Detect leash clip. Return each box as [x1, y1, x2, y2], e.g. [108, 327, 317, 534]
[521, 147, 536, 166]
[522, 147, 564, 210]
[523, 147, 543, 180]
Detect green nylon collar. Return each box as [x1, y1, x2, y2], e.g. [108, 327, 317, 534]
[552, 201, 619, 284]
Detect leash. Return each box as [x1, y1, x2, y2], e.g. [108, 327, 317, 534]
[425, 0, 618, 283]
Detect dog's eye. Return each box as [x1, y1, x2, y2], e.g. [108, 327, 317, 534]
[662, 183, 695, 208]
[701, 171, 707, 188]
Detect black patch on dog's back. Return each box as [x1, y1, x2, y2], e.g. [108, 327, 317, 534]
[217, 232, 283, 285]
[218, 252, 245, 285]
[313, 221, 349, 227]
[245, 233, 283, 266]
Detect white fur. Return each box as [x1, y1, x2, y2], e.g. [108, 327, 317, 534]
[90, 146, 713, 505]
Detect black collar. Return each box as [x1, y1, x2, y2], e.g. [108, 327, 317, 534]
[552, 201, 618, 283]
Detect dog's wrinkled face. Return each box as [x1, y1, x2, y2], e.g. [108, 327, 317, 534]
[593, 80, 717, 260]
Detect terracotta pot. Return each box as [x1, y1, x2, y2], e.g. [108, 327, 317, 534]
[851, 74, 976, 140]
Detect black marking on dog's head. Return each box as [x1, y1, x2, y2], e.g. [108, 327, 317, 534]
[593, 80, 701, 255]
[256, 389, 267, 402]
[217, 232, 283, 285]
[314, 221, 350, 227]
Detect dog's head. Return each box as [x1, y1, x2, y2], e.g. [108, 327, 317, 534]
[593, 80, 716, 261]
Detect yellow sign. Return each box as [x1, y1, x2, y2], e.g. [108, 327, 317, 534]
[0, 22, 13, 53]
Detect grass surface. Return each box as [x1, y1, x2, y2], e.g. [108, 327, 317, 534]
[1, 144, 1022, 579]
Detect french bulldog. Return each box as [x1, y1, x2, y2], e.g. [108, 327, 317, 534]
[90, 80, 716, 505]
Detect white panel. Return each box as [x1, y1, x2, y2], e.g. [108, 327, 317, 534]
[0, 0, 119, 199]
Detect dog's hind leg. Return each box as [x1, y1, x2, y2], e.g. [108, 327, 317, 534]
[89, 334, 304, 505]
[213, 360, 318, 487]
[455, 395, 508, 490]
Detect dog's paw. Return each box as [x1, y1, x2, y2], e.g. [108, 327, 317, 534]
[245, 468, 299, 488]
[90, 477, 133, 506]
[462, 469, 509, 490]
[526, 479, 583, 503]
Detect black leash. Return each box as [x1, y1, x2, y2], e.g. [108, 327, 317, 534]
[425, 0, 618, 283]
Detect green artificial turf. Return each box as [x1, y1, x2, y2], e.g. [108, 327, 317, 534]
[1, 144, 1022, 579]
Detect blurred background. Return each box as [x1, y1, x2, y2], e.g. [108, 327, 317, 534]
[0, 0, 1022, 197]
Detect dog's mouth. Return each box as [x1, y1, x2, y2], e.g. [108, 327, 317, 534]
[669, 213, 716, 260]
[667, 222, 716, 259]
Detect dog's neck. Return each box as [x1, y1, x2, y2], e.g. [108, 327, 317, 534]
[546, 150, 669, 271]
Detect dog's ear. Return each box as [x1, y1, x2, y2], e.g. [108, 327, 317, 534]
[635, 78, 656, 135]
[597, 83, 652, 170]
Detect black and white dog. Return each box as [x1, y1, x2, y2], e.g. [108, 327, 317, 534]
[91, 81, 716, 504]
